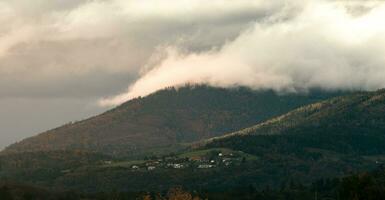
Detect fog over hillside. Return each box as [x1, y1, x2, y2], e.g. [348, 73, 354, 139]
[101, 0, 385, 106]
[0, 0, 384, 148]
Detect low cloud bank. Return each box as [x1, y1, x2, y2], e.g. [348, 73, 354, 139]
[0, 0, 275, 98]
[100, 1, 385, 106]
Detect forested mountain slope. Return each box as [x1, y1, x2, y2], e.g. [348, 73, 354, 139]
[3, 85, 341, 157]
[205, 89, 385, 156]
[4, 89, 385, 194]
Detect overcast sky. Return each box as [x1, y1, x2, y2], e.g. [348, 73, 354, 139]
[1, 0, 385, 149]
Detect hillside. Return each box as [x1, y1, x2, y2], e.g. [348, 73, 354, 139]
[204, 89, 385, 156]
[2, 85, 340, 157]
[3, 90, 385, 193]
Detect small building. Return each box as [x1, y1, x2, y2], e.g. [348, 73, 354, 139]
[167, 163, 184, 169]
[147, 166, 156, 171]
[198, 164, 214, 169]
[189, 156, 202, 161]
[104, 161, 113, 165]
[132, 165, 139, 169]
[173, 164, 183, 169]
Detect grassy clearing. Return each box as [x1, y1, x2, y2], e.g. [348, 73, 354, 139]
[100, 160, 146, 168]
[178, 148, 258, 161]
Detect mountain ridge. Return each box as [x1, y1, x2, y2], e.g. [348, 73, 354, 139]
[2, 85, 344, 157]
[3, 88, 385, 193]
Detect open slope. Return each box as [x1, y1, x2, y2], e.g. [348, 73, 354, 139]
[3, 85, 339, 157]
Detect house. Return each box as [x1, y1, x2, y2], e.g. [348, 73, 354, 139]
[189, 156, 201, 161]
[104, 161, 113, 165]
[132, 165, 139, 169]
[167, 163, 184, 169]
[198, 164, 214, 169]
[173, 164, 183, 169]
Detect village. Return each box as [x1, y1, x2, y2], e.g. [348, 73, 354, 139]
[102, 149, 253, 172]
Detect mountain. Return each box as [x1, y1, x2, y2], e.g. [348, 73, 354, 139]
[2, 89, 385, 194]
[2, 85, 341, 157]
[204, 89, 385, 155]
[165, 89, 385, 188]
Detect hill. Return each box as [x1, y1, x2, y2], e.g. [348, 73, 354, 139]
[3, 89, 385, 194]
[158, 89, 385, 188]
[2, 85, 340, 157]
[204, 89, 385, 155]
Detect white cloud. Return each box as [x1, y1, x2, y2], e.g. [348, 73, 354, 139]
[2, 0, 385, 147]
[0, 0, 281, 147]
[100, 0, 385, 106]
[0, 0, 275, 99]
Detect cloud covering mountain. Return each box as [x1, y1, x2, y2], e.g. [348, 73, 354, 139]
[1, 0, 384, 147]
[100, 0, 385, 106]
[0, 0, 277, 148]
[0, 0, 278, 99]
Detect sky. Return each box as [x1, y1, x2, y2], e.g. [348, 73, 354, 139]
[1, 0, 385, 149]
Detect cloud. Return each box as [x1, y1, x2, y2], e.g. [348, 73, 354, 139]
[0, 0, 284, 147]
[0, 0, 384, 147]
[0, 0, 277, 100]
[100, 0, 385, 106]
